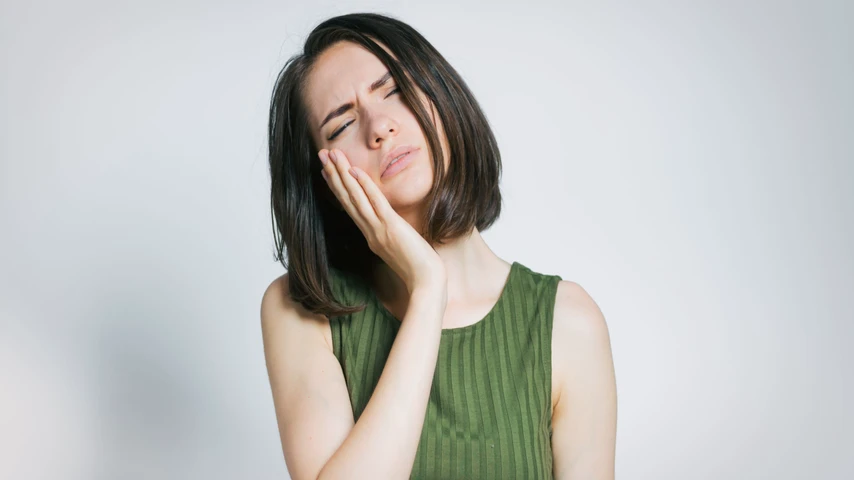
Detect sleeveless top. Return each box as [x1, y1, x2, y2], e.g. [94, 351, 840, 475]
[327, 261, 563, 479]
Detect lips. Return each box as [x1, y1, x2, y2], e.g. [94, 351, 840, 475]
[381, 145, 418, 174]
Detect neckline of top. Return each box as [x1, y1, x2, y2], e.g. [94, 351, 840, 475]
[366, 261, 521, 335]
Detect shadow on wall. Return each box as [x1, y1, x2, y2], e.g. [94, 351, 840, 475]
[83, 269, 246, 479]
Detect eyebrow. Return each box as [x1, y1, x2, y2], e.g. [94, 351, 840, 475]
[318, 71, 394, 130]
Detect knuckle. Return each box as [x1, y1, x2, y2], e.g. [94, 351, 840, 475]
[366, 233, 379, 249]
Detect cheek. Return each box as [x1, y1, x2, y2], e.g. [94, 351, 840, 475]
[336, 148, 371, 171]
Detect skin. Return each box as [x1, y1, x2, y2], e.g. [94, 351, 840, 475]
[299, 39, 618, 478]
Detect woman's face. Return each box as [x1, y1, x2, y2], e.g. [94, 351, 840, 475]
[304, 41, 449, 214]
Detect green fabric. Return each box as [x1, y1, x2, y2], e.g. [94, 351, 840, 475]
[328, 261, 562, 479]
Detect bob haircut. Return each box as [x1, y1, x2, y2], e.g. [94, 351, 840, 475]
[268, 12, 503, 317]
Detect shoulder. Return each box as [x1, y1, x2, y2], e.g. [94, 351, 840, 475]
[260, 272, 326, 323]
[260, 273, 292, 323]
[551, 280, 614, 407]
[260, 273, 332, 350]
[549, 280, 617, 477]
[262, 273, 288, 305]
[552, 280, 608, 337]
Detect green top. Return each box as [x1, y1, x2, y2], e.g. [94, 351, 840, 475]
[328, 261, 562, 479]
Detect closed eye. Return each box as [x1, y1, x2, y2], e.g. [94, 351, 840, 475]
[328, 87, 401, 141]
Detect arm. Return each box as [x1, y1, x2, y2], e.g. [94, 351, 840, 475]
[261, 274, 445, 480]
[551, 281, 618, 480]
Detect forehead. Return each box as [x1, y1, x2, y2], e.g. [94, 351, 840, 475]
[305, 42, 391, 125]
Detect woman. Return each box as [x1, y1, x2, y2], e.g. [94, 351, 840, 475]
[261, 12, 617, 479]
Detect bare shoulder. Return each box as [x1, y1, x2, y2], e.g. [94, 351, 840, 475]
[261, 273, 296, 320]
[260, 273, 333, 351]
[552, 280, 608, 336]
[260, 273, 312, 322]
[551, 280, 614, 407]
[549, 280, 617, 478]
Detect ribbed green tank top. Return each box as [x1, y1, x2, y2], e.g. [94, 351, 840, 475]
[327, 261, 562, 479]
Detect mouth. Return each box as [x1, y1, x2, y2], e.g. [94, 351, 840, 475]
[382, 147, 420, 178]
[382, 149, 418, 178]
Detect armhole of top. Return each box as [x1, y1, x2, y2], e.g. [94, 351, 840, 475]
[326, 267, 361, 404]
[326, 267, 367, 366]
[329, 316, 342, 361]
[327, 268, 345, 363]
[545, 274, 562, 438]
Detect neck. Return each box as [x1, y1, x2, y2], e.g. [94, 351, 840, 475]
[371, 227, 509, 307]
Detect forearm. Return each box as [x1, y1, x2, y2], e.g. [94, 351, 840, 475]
[317, 288, 445, 480]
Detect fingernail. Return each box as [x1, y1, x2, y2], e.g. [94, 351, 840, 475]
[349, 167, 358, 179]
[321, 170, 328, 181]
[329, 150, 338, 164]
[318, 151, 328, 166]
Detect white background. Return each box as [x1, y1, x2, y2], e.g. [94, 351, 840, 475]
[1, 0, 852, 478]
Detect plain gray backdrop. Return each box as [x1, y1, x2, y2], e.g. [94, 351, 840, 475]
[1, 0, 852, 478]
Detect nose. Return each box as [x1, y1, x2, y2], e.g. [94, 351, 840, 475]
[367, 111, 399, 148]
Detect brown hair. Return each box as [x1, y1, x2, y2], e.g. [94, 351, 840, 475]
[268, 12, 503, 317]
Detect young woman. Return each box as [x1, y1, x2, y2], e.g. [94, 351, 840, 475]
[261, 12, 617, 479]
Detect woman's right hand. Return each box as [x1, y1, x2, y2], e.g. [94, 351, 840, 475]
[318, 148, 447, 298]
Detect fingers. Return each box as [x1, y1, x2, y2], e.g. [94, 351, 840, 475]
[319, 150, 367, 232]
[319, 149, 381, 229]
[348, 165, 394, 221]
